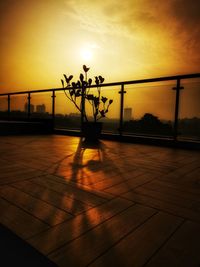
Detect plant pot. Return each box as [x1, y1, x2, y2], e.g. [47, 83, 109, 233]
[82, 122, 102, 142]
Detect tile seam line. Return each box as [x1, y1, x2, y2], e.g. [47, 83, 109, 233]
[0, 196, 50, 227]
[86, 210, 159, 267]
[141, 218, 186, 267]
[26, 196, 130, 240]
[9, 184, 75, 217]
[46, 202, 137, 256]
[138, 183, 200, 205]
[98, 171, 147, 191]
[0, 174, 47, 186]
[28, 177, 112, 205]
[26, 177, 112, 207]
[120, 194, 200, 222]
[103, 176, 157, 195]
[126, 188, 200, 213]
[34, 175, 115, 202]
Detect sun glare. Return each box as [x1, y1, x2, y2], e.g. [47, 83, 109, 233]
[80, 48, 93, 61]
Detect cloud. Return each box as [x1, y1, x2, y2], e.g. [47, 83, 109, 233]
[63, 1, 176, 41]
[62, 0, 200, 73]
[172, 0, 200, 26]
[64, 0, 131, 37]
[171, 0, 200, 51]
[0, 0, 199, 92]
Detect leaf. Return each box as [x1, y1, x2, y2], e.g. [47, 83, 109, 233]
[70, 90, 74, 96]
[82, 81, 87, 87]
[109, 99, 113, 104]
[80, 73, 84, 82]
[95, 76, 99, 85]
[100, 110, 105, 117]
[75, 91, 81, 97]
[86, 94, 94, 100]
[69, 75, 73, 81]
[83, 65, 90, 72]
[77, 81, 81, 87]
[63, 74, 73, 83]
[88, 78, 92, 86]
[72, 82, 76, 88]
[101, 96, 107, 103]
[99, 76, 104, 84]
[61, 79, 64, 88]
[63, 74, 68, 83]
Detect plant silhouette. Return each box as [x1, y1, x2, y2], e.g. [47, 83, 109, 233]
[61, 65, 113, 122]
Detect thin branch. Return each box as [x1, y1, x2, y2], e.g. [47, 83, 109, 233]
[64, 90, 81, 112]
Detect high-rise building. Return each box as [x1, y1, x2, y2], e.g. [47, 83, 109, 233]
[124, 108, 132, 121]
[24, 103, 34, 113]
[36, 104, 46, 113]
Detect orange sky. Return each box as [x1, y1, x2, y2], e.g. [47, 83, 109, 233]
[0, 0, 200, 93]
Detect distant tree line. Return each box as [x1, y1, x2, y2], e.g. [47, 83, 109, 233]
[123, 113, 173, 136]
[0, 110, 199, 138]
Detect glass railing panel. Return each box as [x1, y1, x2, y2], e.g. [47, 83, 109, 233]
[0, 96, 8, 119]
[30, 92, 52, 119]
[84, 85, 120, 134]
[55, 90, 81, 130]
[123, 81, 176, 137]
[10, 94, 28, 119]
[178, 78, 200, 141]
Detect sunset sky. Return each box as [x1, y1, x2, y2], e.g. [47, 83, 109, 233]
[0, 0, 199, 94]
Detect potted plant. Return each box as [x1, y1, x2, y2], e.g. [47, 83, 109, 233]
[61, 65, 113, 142]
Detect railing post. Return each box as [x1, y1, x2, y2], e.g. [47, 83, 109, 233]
[8, 94, 11, 120]
[173, 78, 184, 141]
[27, 92, 31, 119]
[51, 90, 56, 128]
[81, 86, 85, 133]
[118, 83, 126, 136]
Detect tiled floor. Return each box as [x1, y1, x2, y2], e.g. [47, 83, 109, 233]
[0, 135, 200, 267]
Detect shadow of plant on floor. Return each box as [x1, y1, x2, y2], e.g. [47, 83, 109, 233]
[47, 137, 137, 190]
[68, 138, 122, 187]
[70, 139, 103, 169]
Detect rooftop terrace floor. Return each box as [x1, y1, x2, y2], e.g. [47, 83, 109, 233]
[0, 135, 200, 267]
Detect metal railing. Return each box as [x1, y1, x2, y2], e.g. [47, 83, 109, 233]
[0, 73, 200, 142]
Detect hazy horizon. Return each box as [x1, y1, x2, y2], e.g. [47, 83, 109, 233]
[0, 79, 199, 120]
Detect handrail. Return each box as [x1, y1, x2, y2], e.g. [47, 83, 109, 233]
[0, 73, 200, 96]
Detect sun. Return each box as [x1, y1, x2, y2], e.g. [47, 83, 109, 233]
[80, 48, 93, 61]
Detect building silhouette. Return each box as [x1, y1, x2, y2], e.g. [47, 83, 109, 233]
[124, 108, 132, 121]
[24, 103, 34, 113]
[36, 104, 46, 113]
